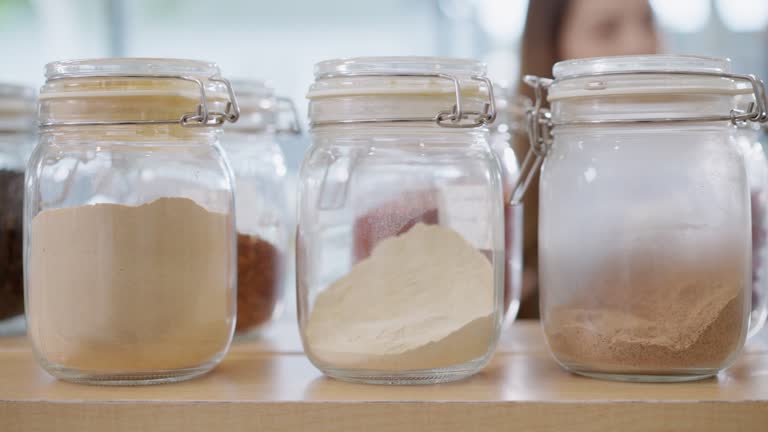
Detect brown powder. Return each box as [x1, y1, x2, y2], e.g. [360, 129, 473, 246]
[28, 198, 234, 372]
[0, 169, 24, 321]
[545, 254, 748, 373]
[235, 234, 282, 333]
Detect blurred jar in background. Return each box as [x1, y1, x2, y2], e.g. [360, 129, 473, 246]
[0, 84, 35, 336]
[223, 80, 299, 335]
[490, 83, 528, 323]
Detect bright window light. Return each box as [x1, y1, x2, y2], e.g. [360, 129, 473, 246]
[650, 0, 711, 33]
[716, 0, 768, 32]
[475, 0, 529, 43]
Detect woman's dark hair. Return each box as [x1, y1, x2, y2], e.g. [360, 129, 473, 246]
[518, 0, 572, 101]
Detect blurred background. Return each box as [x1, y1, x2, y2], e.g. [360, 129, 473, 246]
[2, 0, 768, 251]
[1, 0, 767, 121]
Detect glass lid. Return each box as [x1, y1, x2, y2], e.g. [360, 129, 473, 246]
[548, 55, 752, 100]
[45, 58, 220, 79]
[39, 58, 238, 128]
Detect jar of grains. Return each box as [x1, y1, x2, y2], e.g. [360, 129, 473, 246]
[222, 80, 300, 335]
[298, 57, 509, 384]
[26, 58, 239, 385]
[517, 55, 768, 382]
[0, 83, 35, 336]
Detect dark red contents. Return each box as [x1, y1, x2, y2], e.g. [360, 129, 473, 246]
[352, 191, 440, 261]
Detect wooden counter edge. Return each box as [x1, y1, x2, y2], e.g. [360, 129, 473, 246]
[2, 400, 766, 432]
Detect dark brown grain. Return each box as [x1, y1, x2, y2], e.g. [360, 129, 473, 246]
[0, 169, 24, 321]
[235, 233, 282, 333]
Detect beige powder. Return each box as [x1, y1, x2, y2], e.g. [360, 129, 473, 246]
[545, 251, 748, 373]
[28, 197, 234, 372]
[306, 223, 497, 371]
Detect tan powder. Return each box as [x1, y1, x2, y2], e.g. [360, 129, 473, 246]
[545, 252, 748, 373]
[27, 197, 234, 372]
[306, 223, 497, 371]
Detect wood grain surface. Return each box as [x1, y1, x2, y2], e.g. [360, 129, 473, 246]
[1, 322, 767, 431]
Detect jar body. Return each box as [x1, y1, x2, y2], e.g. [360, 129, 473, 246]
[297, 125, 505, 384]
[24, 126, 236, 384]
[220, 131, 288, 335]
[0, 132, 34, 335]
[540, 123, 751, 380]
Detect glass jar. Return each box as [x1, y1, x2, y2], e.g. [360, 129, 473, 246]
[736, 123, 768, 337]
[518, 55, 767, 382]
[0, 83, 35, 336]
[491, 83, 528, 323]
[298, 57, 507, 384]
[26, 58, 240, 385]
[222, 80, 295, 335]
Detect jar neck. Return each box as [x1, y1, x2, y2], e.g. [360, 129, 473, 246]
[310, 123, 490, 148]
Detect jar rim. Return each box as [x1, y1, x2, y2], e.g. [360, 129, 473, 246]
[45, 58, 220, 79]
[314, 56, 486, 78]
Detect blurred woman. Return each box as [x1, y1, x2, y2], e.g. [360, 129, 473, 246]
[516, 0, 660, 318]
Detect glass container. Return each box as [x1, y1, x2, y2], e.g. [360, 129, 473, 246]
[25, 58, 239, 385]
[517, 55, 767, 382]
[223, 80, 298, 335]
[298, 57, 508, 384]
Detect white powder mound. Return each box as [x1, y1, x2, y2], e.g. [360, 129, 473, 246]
[306, 223, 497, 371]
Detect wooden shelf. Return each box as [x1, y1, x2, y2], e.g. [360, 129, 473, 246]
[1, 321, 767, 431]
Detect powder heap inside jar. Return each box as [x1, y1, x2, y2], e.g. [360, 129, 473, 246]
[27, 197, 234, 372]
[0, 169, 24, 322]
[307, 223, 496, 371]
[545, 251, 748, 373]
[235, 233, 282, 333]
[353, 190, 516, 316]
